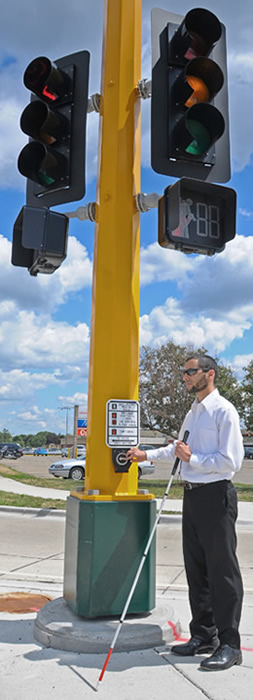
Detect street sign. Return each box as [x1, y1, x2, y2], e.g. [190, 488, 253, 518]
[106, 399, 140, 447]
[78, 419, 87, 428]
[77, 427, 87, 437]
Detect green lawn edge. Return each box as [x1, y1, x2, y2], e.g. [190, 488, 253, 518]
[0, 463, 252, 508]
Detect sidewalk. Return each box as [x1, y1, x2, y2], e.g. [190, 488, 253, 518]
[1, 474, 253, 523]
[0, 478, 253, 699]
[0, 474, 70, 500]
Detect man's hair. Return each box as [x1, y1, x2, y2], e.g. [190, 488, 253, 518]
[185, 354, 219, 381]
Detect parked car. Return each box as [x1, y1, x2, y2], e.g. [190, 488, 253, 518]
[0, 442, 23, 459]
[22, 447, 35, 455]
[47, 447, 62, 455]
[137, 458, 154, 478]
[33, 447, 48, 456]
[49, 454, 154, 480]
[61, 447, 69, 457]
[49, 457, 86, 480]
[61, 445, 86, 458]
[139, 444, 157, 452]
[244, 446, 253, 460]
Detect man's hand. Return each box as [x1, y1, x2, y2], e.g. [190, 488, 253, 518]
[125, 447, 147, 463]
[175, 441, 192, 463]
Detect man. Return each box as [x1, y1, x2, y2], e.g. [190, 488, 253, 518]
[126, 354, 244, 671]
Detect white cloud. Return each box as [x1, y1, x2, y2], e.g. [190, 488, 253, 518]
[0, 367, 78, 401]
[140, 242, 193, 285]
[140, 297, 250, 353]
[181, 235, 253, 315]
[239, 208, 253, 218]
[0, 234, 92, 313]
[58, 392, 88, 407]
[0, 311, 90, 371]
[139, 234, 253, 354]
[17, 405, 46, 426]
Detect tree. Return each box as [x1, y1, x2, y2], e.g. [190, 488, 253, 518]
[242, 360, 253, 430]
[139, 342, 199, 435]
[0, 429, 12, 442]
[216, 364, 245, 420]
[139, 342, 245, 435]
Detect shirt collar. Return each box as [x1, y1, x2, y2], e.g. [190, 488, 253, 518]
[192, 388, 219, 413]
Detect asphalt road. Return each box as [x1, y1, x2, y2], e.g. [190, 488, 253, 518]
[1, 453, 253, 484]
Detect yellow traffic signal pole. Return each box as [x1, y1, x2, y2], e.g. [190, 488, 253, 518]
[64, 0, 156, 618]
[74, 0, 152, 501]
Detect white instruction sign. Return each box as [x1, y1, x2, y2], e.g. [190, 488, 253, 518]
[106, 399, 140, 447]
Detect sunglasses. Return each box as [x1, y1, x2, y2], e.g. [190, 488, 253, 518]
[183, 368, 208, 376]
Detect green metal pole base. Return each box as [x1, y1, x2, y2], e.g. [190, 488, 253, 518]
[63, 496, 156, 618]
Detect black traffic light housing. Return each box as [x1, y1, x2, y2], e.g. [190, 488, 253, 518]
[158, 178, 236, 255]
[151, 8, 230, 182]
[18, 51, 90, 207]
[12, 206, 68, 275]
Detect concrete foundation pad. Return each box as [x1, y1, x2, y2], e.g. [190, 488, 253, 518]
[34, 596, 181, 653]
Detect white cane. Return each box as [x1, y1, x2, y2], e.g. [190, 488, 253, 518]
[96, 429, 190, 689]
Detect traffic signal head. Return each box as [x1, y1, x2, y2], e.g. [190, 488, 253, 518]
[151, 8, 230, 182]
[158, 178, 236, 255]
[12, 206, 68, 275]
[18, 52, 90, 207]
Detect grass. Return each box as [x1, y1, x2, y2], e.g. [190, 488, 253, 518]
[142, 480, 253, 501]
[0, 463, 253, 508]
[0, 463, 78, 490]
[0, 490, 66, 509]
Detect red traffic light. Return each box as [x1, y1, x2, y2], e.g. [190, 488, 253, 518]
[169, 8, 222, 62]
[24, 56, 70, 103]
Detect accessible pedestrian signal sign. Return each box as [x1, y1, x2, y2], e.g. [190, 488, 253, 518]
[106, 399, 140, 447]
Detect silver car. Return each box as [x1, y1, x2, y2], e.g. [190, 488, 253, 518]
[48, 455, 154, 480]
[49, 457, 86, 481]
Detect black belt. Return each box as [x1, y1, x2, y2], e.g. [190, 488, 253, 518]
[183, 481, 206, 490]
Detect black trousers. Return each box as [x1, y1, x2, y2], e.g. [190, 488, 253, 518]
[182, 480, 243, 649]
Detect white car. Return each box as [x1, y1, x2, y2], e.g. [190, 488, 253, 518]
[49, 457, 86, 481]
[48, 455, 154, 480]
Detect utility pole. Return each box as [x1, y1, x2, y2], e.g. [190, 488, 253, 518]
[58, 406, 72, 447]
[72, 405, 79, 457]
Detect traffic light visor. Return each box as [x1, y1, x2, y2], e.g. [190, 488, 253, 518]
[170, 8, 222, 61]
[20, 101, 69, 144]
[24, 56, 70, 102]
[174, 103, 225, 156]
[18, 142, 67, 186]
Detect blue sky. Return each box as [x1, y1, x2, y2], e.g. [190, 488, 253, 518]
[1, 0, 253, 435]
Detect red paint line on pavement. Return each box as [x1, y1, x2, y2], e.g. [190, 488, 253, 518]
[167, 623, 253, 652]
[168, 620, 188, 642]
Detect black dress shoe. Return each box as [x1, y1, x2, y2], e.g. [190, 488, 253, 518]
[200, 644, 242, 671]
[171, 635, 219, 656]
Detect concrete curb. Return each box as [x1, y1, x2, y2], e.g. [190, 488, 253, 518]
[0, 505, 66, 516]
[34, 596, 181, 653]
[1, 507, 253, 527]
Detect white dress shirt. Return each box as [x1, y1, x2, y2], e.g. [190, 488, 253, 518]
[146, 389, 244, 483]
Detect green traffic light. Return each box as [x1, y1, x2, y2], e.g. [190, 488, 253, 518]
[18, 142, 66, 188]
[186, 120, 211, 155]
[37, 171, 55, 186]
